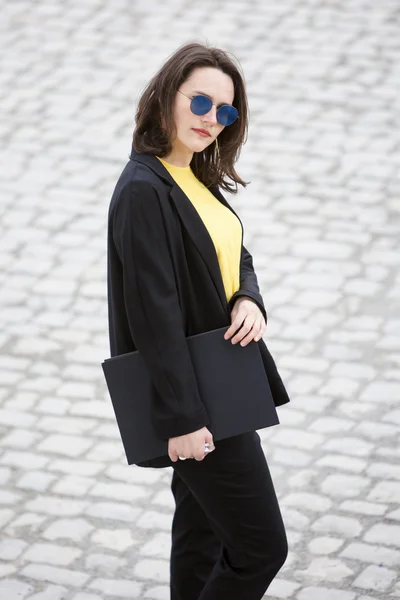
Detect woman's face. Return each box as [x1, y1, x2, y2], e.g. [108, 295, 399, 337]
[171, 66, 235, 154]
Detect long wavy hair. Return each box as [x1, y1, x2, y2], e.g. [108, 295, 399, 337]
[132, 42, 249, 193]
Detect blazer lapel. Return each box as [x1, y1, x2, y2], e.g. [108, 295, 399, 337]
[169, 183, 229, 313]
[130, 148, 230, 315]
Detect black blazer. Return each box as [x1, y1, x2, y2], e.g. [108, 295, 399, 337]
[107, 147, 290, 467]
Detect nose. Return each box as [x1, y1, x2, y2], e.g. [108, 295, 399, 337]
[201, 104, 218, 126]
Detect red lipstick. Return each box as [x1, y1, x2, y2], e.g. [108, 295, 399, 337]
[192, 128, 211, 138]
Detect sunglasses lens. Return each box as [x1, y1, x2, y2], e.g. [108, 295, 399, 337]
[217, 105, 238, 126]
[190, 95, 213, 116]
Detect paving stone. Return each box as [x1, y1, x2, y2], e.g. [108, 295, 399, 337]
[0, 467, 11, 485]
[42, 518, 94, 542]
[308, 537, 344, 555]
[25, 584, 68, 600]
[0, 509, 16, 530]
[0, 579, 35, 600]
[270, 429, 324, 450]
[88, 481, 148, 502]
[88, 578, 143, 598]
[0, 564, 17, 578]
[1, 429, 42, 449]
[355, 421, 399, 440]
[0, 490, 22, 505]
[338, 500, 387, 516]
[367, 481, 400, 503]
[136, 511, 173, 531]
[0, 538, 28, 560]
[320, 475, 370, 498]
[360, 381, 400, 404]
[85, 552, 126, 574]
[271, 448, 312, 467]
[281, 508, 310, 531]
[133, 559, 170, 583]
[0, 409, 37, 428]
[90, 528, 138, 552]
[85, 501, 141, 523]
[311, 515, 362, 538]
[140, 533, 171, 560]
[340, 542, 400, 568]
[25, 496, 88, 516]
[5, 514, 48, 537]
[322, 437, 373, 457]
[37, 434, 93, 457]
[51, 475, 95, 496]
[387, 508, 400, 521]
[21, 542, 82, 566]
[71, 594, 103, 600]
[16, 471, 58, 492]
[282, 493, 331, 512]
[264, 577, 301, 598]
[297, 587, 356, 600]
[352, 564, 397, 591]
[364, 523, 400, 547]
[105, 464, 164, 485]
[20, 563, 89, 587]
[143, 587, 169, 600]
[308, 416, 354, 433]
[316, 455, 367, 473]
[296, 557, 354, 582]
[47, 459, 104, 477]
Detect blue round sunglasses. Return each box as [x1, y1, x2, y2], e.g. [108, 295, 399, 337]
[178, 90, 239, 127]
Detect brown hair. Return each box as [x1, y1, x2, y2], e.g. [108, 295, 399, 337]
[132, 41, 249, 193]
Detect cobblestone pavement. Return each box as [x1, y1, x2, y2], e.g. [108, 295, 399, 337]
[0, 0, 399, 598]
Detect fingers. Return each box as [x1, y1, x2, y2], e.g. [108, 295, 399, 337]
[225, 298, 266, 343]
[172, 443, 215, 462]
[194, 449, 206, 461]
[238, 319, 265, 347]
[168, 439, 181, 463]
[169, 428, 215, 463]
[229, 317, 264, 347]
[224, 317, 245, 341]
[254, 320, 266, 342]
[169, 450, 179, 463]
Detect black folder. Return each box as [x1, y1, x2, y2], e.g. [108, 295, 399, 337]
[102, 326, 279, 465]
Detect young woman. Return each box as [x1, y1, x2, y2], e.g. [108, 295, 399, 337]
[107, 41, 290, 600]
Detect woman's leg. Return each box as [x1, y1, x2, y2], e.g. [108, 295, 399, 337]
[171, 431, 288, 600]
[170, 470, 221, 600]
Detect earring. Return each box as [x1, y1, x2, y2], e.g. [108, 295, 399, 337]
[215, 137, 220, 159]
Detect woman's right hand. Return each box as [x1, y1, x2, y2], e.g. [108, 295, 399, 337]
[168, 427, 214, 462]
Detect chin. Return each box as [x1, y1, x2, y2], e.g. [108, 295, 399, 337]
[191, 140, 212, 153]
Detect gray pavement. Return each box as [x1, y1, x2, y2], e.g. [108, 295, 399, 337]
[0, 0, 399, 598]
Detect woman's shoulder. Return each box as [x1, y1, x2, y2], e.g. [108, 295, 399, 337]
[108, 157, 165, 219]
[118, 157, 163, 191]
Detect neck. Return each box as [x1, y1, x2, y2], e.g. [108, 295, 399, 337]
[161, 140, 193, 168]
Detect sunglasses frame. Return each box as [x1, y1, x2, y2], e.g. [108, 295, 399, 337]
[178, 90, 239, 127]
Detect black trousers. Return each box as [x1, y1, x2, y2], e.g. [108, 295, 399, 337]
[169, 431, 288, 600]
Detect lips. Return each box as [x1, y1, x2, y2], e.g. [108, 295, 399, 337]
[192, 128, 211, 138]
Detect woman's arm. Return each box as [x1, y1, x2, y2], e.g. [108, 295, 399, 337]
[228, 244, 267, 323]
[210, 187, 267, 322]
[112, 179, 209, 441]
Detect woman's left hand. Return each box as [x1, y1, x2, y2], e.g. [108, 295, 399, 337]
[224, 297, 266, 347]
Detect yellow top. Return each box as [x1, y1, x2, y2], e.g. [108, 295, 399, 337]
[157, 156, 242, 302]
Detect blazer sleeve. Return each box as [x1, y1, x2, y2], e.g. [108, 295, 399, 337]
[228, 244, 267, 322]
[211, 186, 267, 323]
[112, 180, 209, 440]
